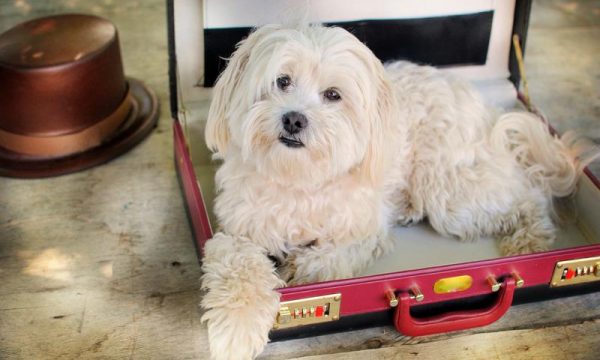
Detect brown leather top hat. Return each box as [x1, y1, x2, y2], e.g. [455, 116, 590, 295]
[0, 14, 159, 178]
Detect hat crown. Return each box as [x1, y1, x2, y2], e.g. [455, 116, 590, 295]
[0, 14, 116, 68]
[0, 14, 126, 138]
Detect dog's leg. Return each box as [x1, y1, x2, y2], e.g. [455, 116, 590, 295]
[201, 233, 285, 360]
[414, 140, 558, 255]
[425, 176, 556, 256]
[285, 232, 393, 285]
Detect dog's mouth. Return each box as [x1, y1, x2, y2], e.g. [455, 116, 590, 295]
[278, 134, 304, 148]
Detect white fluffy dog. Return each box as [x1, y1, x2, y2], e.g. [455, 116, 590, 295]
[200, 24, 597, 360]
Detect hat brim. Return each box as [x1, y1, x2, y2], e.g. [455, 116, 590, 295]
[0, 78, 159, 178]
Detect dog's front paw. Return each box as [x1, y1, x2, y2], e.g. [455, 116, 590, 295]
[287, 266, 321, 286]
[396, 205, 424, 227]
[201, 234, 284, 360]
[277, 255, 297, 283]
[278, 253, 319, 286]
[286, 245, 354, 285]
[202, 304, 276, 360]
[397, 214, 418, 227]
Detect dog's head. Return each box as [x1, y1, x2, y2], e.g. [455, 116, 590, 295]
[206, 24, 395, 187]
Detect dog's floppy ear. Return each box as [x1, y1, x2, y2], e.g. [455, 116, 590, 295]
[359, 57, 396, 185]
[205, 26, 279, 156]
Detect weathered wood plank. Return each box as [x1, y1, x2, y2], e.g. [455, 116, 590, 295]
[284, 319, 600, 360]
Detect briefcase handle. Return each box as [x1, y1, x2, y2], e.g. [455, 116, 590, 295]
[394, 276, 516, 336]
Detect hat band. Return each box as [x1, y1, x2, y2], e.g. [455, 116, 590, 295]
[0, 89, 133, 158]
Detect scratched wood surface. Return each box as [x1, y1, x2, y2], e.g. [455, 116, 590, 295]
[1, 1, 599, 359]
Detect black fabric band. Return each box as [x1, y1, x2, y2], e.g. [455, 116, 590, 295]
[203, 11, 494, 87]
[166, 0, 178, 118]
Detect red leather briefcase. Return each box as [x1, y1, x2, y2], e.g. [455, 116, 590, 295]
[168, 0, 600, 340]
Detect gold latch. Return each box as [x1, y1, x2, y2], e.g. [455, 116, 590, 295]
[273, 293, 341, 330]
[551, 256, 600, 287]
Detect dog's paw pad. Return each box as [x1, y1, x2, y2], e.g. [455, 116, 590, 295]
[499, 235, 551, 256]
[277, 263, 297, 284]
[397, 214, 421, 227]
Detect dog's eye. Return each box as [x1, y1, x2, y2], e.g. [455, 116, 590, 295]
[276, 75, 292, 91]
[323, 88, 341, 102]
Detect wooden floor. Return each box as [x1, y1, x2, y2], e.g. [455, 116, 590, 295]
[1, 1, 599, 359]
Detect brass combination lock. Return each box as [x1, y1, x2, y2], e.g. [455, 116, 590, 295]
[551, 256, 600, 287]
[273, 293, 341, 329]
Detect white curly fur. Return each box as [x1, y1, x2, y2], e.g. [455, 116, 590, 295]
[201, 233, 285, 360]
[200, 24, 599, 359]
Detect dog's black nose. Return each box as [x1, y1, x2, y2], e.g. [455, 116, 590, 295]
[282, 111, 308, 134]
